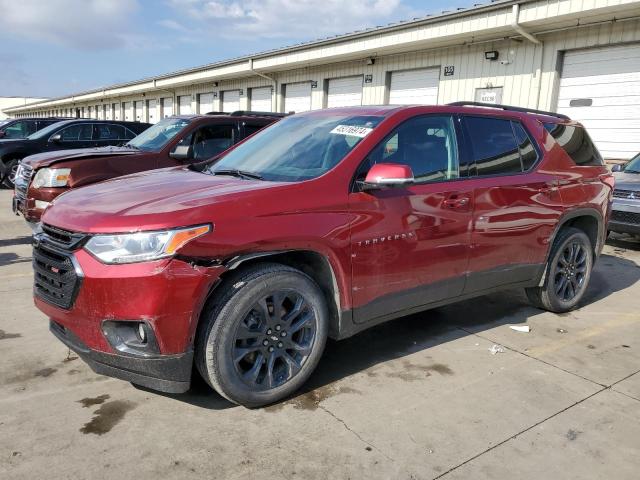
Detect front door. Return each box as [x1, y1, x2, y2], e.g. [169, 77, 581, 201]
[163, 123, 236, 167]
[349, 114, 473, 324]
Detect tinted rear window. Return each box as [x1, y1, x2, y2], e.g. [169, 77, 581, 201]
[465, 117, 521, 176]
[544, 123, 604, 166]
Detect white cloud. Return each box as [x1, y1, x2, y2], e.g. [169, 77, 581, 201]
[0, 0, 140, 50]
[166, 0, 415, 39]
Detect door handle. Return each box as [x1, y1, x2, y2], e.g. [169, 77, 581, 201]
[443, 196, 470, 209]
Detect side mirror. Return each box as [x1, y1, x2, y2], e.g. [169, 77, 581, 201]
[50, 133, 62, 143]
[169, 144, 194, 161]
[362, 163, 414, 190]
[611, 163, 623, 173]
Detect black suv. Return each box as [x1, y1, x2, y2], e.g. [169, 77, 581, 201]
[0, 119, 151, 187]
[0, 117, 69, 140]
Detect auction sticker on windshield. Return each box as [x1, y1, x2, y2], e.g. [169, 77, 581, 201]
[330, 125, 374, 138]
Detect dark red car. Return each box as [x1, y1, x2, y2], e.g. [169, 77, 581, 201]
[14, 112, 282, 226]
[33, 103, 613, 407]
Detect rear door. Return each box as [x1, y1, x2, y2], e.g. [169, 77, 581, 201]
[93, 124, 132, 147]
[461, 115, 564, 293]
[349, 114, 473, 323]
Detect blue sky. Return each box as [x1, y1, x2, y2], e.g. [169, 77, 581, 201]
[0, 0, 479, 98]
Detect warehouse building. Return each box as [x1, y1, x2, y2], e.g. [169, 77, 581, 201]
[0, 97, 48, 120]
[5, 0, 640, 159]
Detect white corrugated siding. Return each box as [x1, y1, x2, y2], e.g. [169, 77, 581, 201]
[389, 68, 440, 105]
[557, 43, 640, 159]
[250, 87, 272, 111]
[284, 82, 312, 113]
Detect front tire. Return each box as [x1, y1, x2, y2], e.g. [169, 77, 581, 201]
[526, 227, 593, 312]
[2, 159, 20, 188]
[196, 264, 328, 407]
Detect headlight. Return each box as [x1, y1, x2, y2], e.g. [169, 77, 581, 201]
[32, 168, 71, 188]
[84, 224, 211, 264]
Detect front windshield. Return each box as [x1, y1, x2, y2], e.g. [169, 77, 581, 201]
[208, 113, 383, 181]
[624, 153, 640, 173]
[127, 117, 191, 152]
[26, 121, 68, 140]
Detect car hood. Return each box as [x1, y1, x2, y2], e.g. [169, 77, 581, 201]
[42, 167, 288, 233]
[22, 146, 139, 169]
[614, 171, 640, 191]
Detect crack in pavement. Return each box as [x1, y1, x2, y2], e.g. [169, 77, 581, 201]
[318, 404, 395, 463]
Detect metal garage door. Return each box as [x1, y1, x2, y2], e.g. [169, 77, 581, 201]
[178, 95, 192, 115]
[251, 87, 272, 112]
[327, 76, 363, 108]
[222, 90, 241, 112]
[284, 82, 312, 113]
[147, 99, 157, 123]
[135, 101, 143, 122]
[162, 97, 173, 118]
[558, 44, 640, 160]
[124, 102, 133, 121]
[389, 68, 440, 105]
[199, 93, 214, 114]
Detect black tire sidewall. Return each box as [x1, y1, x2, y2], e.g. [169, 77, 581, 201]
[2, 159, 18, 188]
[202, 268, 328, 407]
[545, 230, 593, 311]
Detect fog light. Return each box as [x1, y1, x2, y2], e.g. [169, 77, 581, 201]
[138, 323, 147, 343]
[35, 200, 51, 210]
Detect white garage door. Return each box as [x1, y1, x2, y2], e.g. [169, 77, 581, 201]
[162, 97, 173, 118]
[284, 82, 312, 113]
[222, 90, 241, 112]
[327, 76, 363, 108]
[389, 68, 440, 105]
[558, 44, 640, 160]
[251, 87, 272, 112]
[199, 93, 215, 114]
[124, 102, 133, 121]
[114, 104, 121, 121]
[135, 101, 143, 122]
[147, 99, 157, 123]
[178, 95, 192, 115]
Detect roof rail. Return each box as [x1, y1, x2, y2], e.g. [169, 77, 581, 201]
[447, 101, 570, 120]
[204, 111, 229, 116]
[229, 110, 289, 118]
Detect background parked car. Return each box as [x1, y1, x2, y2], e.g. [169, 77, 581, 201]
[610, 155, 640, 236]
[13, 111, 283, 225]
[0, 117, 69, 140]
[0, 119, 151, 188]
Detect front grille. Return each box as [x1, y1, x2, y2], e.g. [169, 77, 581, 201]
[41, 224, 88, 250]
[611, 210, 640, 225]
[33, 228, 87, 309]
[14, 164, 33, 201]
[613, 189, 638, 200]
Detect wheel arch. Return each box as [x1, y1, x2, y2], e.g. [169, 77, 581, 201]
[539, 208, 604, 286]
[200, 250, 346, 340]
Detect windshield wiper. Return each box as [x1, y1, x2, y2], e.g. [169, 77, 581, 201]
[212, 169, 263, 180]
[124, 143, 141, 150]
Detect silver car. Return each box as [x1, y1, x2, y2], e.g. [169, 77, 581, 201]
[611, 155, 640, 236]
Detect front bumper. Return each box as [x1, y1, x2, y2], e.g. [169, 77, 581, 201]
[14, 187, 61, 223]
[609, 198, 640, 235]
[50, 320, 193, 393]
[35, 245, 226, 393]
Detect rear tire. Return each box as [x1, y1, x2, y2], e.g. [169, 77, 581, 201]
[195, 263, 328, 407]
[526, 227, 593, 313]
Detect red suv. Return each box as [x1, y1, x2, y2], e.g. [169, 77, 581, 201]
[33, 103, 613, 407]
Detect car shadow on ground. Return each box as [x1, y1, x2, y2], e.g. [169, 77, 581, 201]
[140, 251, 640, 411]
[0, 235, 32, 248]
[0, 252, 32, 266]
